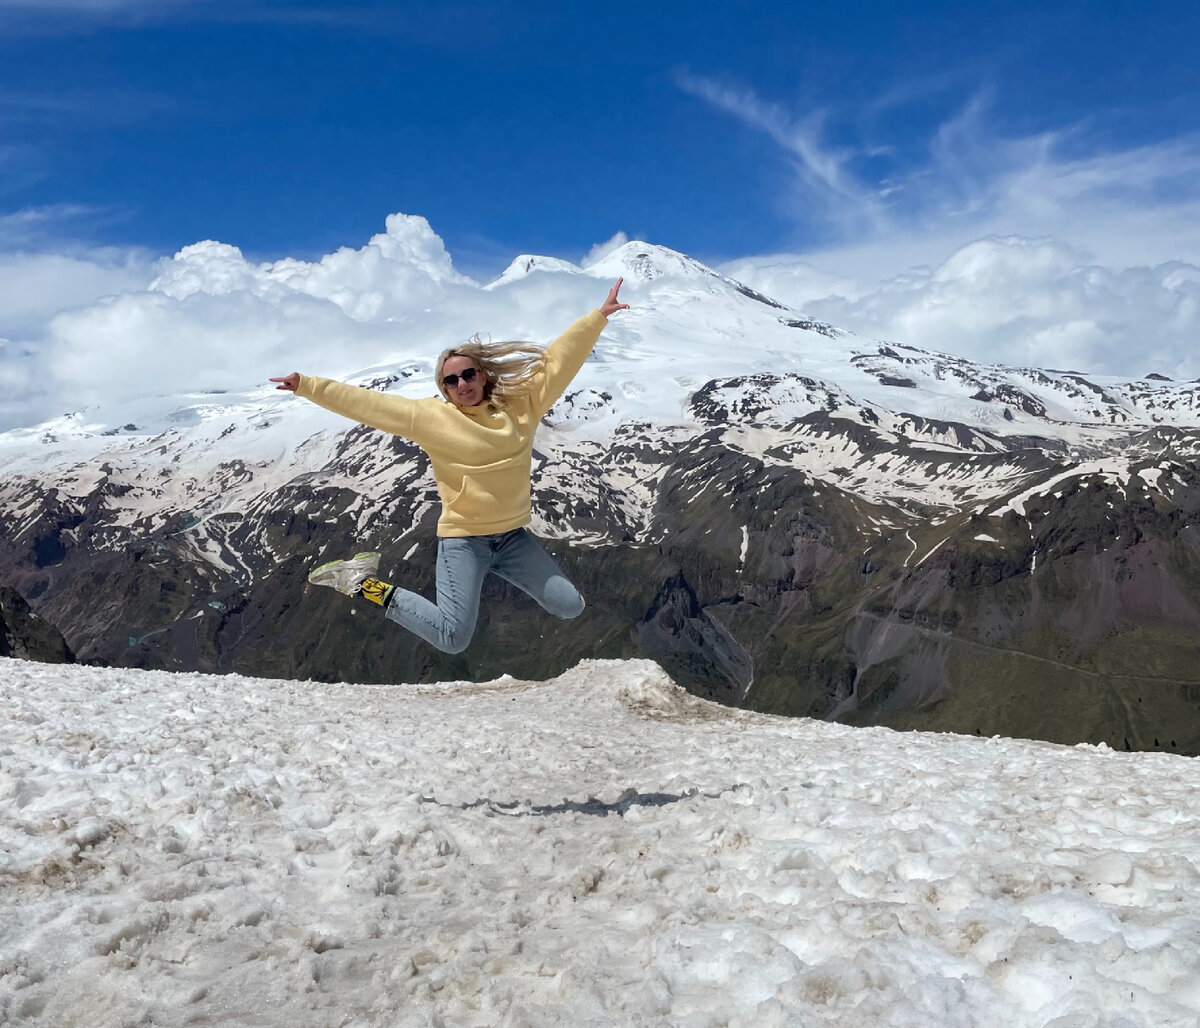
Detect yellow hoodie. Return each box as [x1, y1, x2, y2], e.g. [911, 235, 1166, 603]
[296, 309, 608, 537]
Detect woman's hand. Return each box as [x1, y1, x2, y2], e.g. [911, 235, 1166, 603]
[270, 373, 300, 392]
[599, 278, 629, 318]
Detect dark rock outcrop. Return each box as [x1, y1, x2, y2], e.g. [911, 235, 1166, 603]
[0, 585, 75, 663]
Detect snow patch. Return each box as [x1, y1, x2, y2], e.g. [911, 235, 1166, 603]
[3, 656, 1197, 1026]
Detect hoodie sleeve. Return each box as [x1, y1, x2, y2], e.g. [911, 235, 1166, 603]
[296, 375, 424, 441]
[525, 309, 608, 419]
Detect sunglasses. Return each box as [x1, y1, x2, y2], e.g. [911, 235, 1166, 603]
[442, 366, 480, 389]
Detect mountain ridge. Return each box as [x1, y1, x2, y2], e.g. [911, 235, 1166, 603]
[3, 239, 1199, 753]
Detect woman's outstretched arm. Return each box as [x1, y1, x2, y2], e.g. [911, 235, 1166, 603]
[269, 372, 423, 440]
[527, 279, 629, 417]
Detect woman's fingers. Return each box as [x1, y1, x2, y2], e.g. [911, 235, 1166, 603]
[600, 277, 629, 316]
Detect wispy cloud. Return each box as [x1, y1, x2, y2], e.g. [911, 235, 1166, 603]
[674, 70, 889, 238]
[681, 71, 1200, 271]
[581, 232, 629, 269]
[0, 0, 416, 33]
[0, 203, 130, 250]
[0, 0, 198, 38]
[0, 86, 178, 131]
[1, 203, 100, 244]
[0, 0, 188, 8]
[697, 72, 1200, 378]
[0, 0, 198, 20]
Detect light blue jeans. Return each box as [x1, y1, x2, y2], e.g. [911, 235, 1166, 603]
[383, 528, 585, 653]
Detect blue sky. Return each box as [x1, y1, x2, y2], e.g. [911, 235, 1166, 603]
[3, 0, 1200, 429]
[4, 0, 1197, 271]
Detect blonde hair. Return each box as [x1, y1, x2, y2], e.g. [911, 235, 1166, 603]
[435, 336, 545, 410]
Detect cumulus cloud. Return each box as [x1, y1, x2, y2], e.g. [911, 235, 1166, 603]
[34, 214, 471, 416]
[150, 214, 473, 318]
[6, 207, 1199, 434]
[726, 237, 1200, 380]
[2, 213, 615, 429]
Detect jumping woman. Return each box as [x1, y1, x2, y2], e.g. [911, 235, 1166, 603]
[270, 278, 629, 654]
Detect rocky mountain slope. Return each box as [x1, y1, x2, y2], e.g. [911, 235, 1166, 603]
[2, 241, 1199, 753]
[0, 585, 74, 663]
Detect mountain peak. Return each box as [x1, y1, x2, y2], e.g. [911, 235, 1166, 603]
[488, 255, 582, 289]
[584, 241, 717, 283]
[489, 242, 721, 289]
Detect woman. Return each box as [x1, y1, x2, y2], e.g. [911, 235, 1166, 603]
[270, 278, 629, 654]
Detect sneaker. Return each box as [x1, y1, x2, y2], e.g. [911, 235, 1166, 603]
[307, 551, 381, 596]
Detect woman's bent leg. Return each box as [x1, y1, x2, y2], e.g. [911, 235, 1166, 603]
[491, 529, 585, 619]
[383, 538, 489, 653]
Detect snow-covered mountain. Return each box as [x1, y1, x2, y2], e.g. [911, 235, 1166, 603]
[3, 655, 1198, 1027]
[2, 240, 1200, 752]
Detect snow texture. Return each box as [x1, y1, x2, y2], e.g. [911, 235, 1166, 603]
[2, 656, 1198, 1027]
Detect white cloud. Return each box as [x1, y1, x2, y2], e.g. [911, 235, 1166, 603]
[0, 209, 154, 428]
[42, 283, 380, 413]
[0, 203, 112, 246]
[683, 73, 1200, 274]
[674, 71, 886, 238]
[152, 214, 472, 313]
[717, 255, 861, 309]
[727, 237, 1200, 380]
[1, 213, 614, 429]
[0, 248, 154, 337]
[686, 74, 1200, 378]
[35, 214, 476, 416]
[581, 232, 630, 269]
[0, 338, 40, 428]
[6, 206, 1198, 435]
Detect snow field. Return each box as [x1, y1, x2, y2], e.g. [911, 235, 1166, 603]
[2, 656, 1199, 1027]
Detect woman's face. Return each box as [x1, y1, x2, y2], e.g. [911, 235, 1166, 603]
[441, 355, 486, 408]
